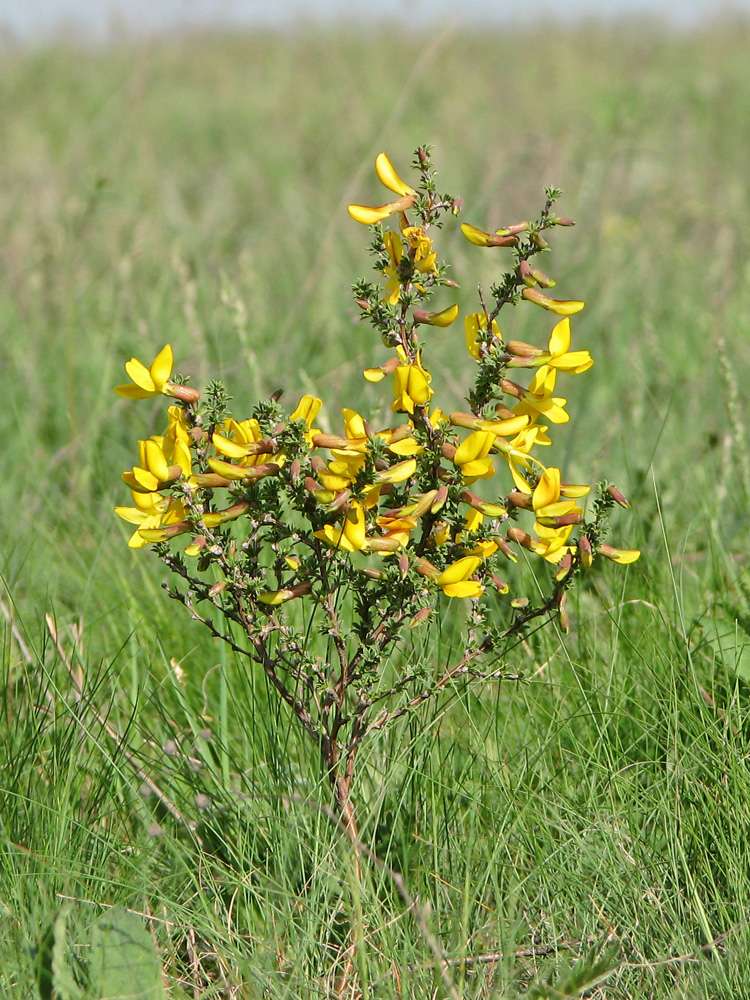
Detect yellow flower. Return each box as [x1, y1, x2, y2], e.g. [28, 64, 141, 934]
[392, 349, 433, 414]
[527, 317, 593, 374]
[314, 501, 367, 552]
[383, 231, 405, 306]
[122, 434, 190, 493]
[460, 223, 519, 248]
[453, 430, 496, 481]
[115, 345, 193, 400]
[510, 367, 569, 425]
[436, 556, 484, 599]
[115, 492, 187, 549]
[521, 287, 584, 315]
[599, 544, 641, 565]
[401, 224, 436, 268]
[413, 304, 459, 328]
[464, 313, 500, 360]
[382, 231, 440, 306]
[531, 468, 583, 539]
[290, 395, 323, 448]
[375, 152, 416, 197]
[348, 154, 420, 225]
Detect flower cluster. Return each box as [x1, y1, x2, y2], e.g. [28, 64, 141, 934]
[115, 148, 638, 640]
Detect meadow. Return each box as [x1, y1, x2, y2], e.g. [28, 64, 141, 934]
[2, 18, 750, 998]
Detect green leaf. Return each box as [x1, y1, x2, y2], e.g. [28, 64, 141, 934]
[88, 907, 166, 1000]
[52, 908, 84, 1000]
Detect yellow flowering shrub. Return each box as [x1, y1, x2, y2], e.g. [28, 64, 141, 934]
[114, 146, 638, 833]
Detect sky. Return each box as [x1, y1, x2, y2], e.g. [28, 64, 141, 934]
[1, 0, 749, 42]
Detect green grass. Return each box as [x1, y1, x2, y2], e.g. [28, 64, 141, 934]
[3, 20, 750, 998]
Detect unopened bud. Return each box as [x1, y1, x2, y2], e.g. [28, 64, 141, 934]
[414, 557, 440, 580]
[409, 607, 432, 628]
[440, 442, 457, 461]
[511, 597, 529, 609]
[398, 552, 409, 578]
[191, 473, 232, 488]
[496, 536, 518, 562]
[578, 535, 593, 568]
[555, 553, 573, 582]
[451, 197, 463, 215]
[499, 379, 525, 400]
[355, 298, 371, 311]
[507, 526, 534, 550]
[530, 232, 548, 249]
[166, 383, 201, 404]
[607, 485, 632, 509]
[495, 221, 529, 236]
[289, 458, 301, 481]
[431, 484, 449, 513]
[443, 278, 460, 288]
[304, 476, 322, 493]
[536, 512, 582, 528]
[506, 340, 544, 358]
[491, 574, 510, 595]
[507, 490, 534, 510]
[209, 581, 227, 597]
[552, 216, 575, 226]
[519, 260, 537, 287]
[326, 489, 352, 512]
[362, 568, 385, 580]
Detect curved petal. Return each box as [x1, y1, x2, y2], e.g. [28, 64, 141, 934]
[124, 358, 156, 393]
[149, 344, 173, 391]
[548, 318, 571, 356]
[375, 153, 416, 196]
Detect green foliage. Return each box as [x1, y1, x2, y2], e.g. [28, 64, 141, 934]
[3, 21, 750, 1000]
[35, 907, 163, 1000]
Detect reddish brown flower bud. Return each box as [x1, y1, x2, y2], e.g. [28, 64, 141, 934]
[326, 489, 351, 512]
[166, 383, 201, 404]
[506, 340, 544, 358]
[490, 574, 510, 594]
[496, 536, 518, 562]
[607, 485, 632, 510]
[507, 526, 534, 549]
[355, 298, 371, 311]
[409, 607, 432, 628]
[507, 490, 534, 510]
[578, 535, 593, 568]
[496, 221, 529, 236]
[431, 484, 449, 512]
[555, 553, 573, 582]
[398, 553, 409, 578]
[191, 473, 232, 488]
[209, 581, 227, 597]
[289, 458, 301, 481]
[414, 557, 440, 579]
[440, 441, 457, 461]
[499, 379, 525, 400]
[552, 217, 576, 226]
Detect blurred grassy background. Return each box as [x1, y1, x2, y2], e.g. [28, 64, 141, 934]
[2, 21, 750, 998]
